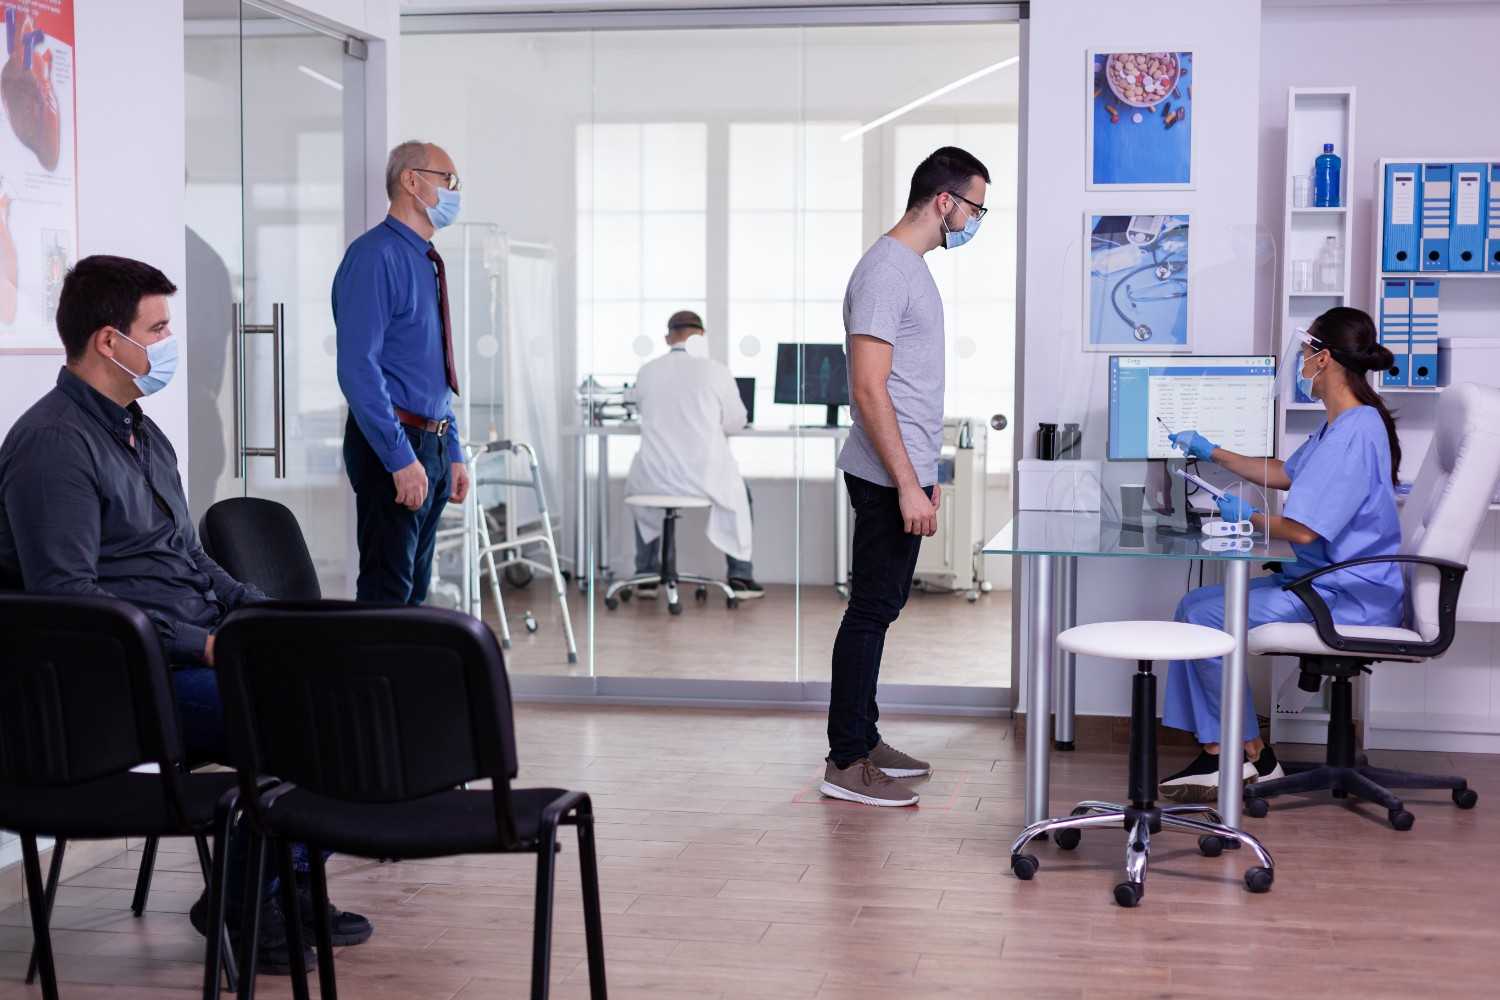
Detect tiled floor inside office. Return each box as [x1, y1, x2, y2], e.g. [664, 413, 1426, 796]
[3, 704, 1499, 999]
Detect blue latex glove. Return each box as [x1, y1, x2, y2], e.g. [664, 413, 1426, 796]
[1216, 493, 1259, 523]
[1169, 429, 1218, 462]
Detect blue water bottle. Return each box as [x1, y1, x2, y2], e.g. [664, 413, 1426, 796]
[1314, 143, 1342, 207]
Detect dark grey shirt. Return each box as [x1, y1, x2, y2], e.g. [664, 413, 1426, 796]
[0, 369, 266, 664]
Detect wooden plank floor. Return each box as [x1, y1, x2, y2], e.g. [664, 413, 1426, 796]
[4, 703, 1499, 999]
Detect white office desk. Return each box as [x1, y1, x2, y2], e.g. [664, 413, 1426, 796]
[566, 423, 852, 593]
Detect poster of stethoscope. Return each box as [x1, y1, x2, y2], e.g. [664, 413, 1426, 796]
[1084, 213, 1191, 352]
[0, 0, 76, 356]
[1087, 50, 1194, 190]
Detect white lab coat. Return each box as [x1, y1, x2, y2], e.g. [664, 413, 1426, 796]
[624, 348, 752, 562]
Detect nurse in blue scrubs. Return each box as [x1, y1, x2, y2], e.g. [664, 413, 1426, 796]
[1158, 307, 1405, 802]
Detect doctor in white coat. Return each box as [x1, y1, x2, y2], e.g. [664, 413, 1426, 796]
[625, 311, 763, 599]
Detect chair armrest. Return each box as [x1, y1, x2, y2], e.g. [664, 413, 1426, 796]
[1280, 555, 1466, 659]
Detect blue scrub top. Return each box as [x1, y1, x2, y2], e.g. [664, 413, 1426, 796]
[1281, 405, 1405, 627]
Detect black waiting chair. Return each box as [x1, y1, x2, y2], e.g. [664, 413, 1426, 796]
[210, 601, 607, 1000]
[1246, 383, 1500, 828]
[0, 594, 243, 1000]
[129, 496, 322, 918]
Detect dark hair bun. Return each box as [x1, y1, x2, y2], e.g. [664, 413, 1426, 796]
[1358, 343, 1395, 373]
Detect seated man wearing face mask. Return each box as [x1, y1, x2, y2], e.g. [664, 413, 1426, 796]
[624, 310, 762, 599]
[0, 255, 373, 972]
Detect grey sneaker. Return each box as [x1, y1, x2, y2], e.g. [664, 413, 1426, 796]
[819, 759, 919, 807]
[868, 740, 932, 778]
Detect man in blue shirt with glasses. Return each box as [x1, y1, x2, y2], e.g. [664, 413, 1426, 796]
[333, 140, 472, 604]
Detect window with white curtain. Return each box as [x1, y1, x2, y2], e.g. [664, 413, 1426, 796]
[575, 122, 708, 380]
[893, 122, 1019, 474]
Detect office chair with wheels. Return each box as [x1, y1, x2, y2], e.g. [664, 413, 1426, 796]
[0, 594, 242, 1000]
[211, 601, 606, 1000]
[604, 494, 738, 614]
[128, 496, 323, 921]
[1246, 382, 1500, 829]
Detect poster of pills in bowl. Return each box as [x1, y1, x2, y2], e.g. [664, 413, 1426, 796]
[1087, 50, 1194, 190]
[0, 0, 76, 355]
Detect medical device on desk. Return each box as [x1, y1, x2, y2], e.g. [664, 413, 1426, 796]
[913, 417, 991, 601]
[577, 374, 639, 425]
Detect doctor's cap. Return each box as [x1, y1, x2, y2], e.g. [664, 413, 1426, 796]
[666, 310, 705, 333]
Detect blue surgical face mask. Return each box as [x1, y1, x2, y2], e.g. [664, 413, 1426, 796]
[425, 185, 461, 230]
[111, 332, 178, 396]
[1296, 349, 1327, 402]
[942, 204, 982, 250]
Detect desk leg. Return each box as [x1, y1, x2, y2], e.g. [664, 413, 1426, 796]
[834, 460, 850, 598]
[1217, 559, 1249, 832]
[1053, 556, 1078, 751]
[575, 435, 588, 592]
[1025, 554, 1056, 827]
[598, 435, 611, 581]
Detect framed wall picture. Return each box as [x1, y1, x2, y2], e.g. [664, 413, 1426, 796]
[1084, 212, 1191, 352]
[1087, 49, 1194, 190]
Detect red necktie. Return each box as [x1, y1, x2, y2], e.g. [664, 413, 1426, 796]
[426, 246, 461, 396]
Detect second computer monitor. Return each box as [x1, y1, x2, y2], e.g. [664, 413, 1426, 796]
[774, 342, 849, 427]
[1108, 355, 1277, 461]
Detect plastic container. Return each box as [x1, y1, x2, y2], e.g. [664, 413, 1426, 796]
[1314, 143, 1341, 207]
[1319, 236, 1342, 291]
[1293, 175, 1311, 208]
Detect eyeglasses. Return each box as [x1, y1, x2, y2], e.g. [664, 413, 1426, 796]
[947, 191, 987, 220]
[413, 168, 462, 192]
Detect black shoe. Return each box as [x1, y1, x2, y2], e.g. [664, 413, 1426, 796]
[1159, 750, 1256, 803]
[189, 891, 317, 975]
[1250, 745, 1285, 782]
[296, 884, 374, 947]
[728, 578, 765, 600]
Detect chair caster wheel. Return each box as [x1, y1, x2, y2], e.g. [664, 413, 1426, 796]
[726, 596, 739, 610]
[668, 601, 684, 616]
[695, 586, 707, 603]
[1054, 829, 1081, 851]
[619, 588, 632, 603]
[1453, 787, 1478, 809]
[604, 596, 620, 611]
[1388, 808, 1414, 831]
[1244, 797, 1269, 819]
[1010, 854, 1039, 880]
[1198, 835, 1223, 857]
[1113, 882, 1143, 908]
[1244, 866, 1274, 893]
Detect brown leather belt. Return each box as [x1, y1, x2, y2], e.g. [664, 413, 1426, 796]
[394, 406, 450, 436]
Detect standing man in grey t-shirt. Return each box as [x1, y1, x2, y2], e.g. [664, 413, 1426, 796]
[820, 147, 990, 807]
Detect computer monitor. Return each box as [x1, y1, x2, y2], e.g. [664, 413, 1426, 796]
[735, 376, 756, 425]
[1107, 355, 1277, 461]
[774, 343, 849, 427]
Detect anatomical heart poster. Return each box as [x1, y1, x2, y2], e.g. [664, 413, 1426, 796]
[0, 0, 75, 354]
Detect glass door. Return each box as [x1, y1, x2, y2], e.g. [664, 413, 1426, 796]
[186, 1, 364, 596]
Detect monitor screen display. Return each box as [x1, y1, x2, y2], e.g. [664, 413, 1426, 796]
[1108, 355, 1277, 461]
[735, 376, 755, 424]
[773, 343, 849, 406]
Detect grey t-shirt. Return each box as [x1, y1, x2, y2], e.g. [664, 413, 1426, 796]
[836, 235, 945, 488]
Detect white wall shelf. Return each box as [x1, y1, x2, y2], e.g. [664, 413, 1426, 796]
[1272, 86, 1357, 744]
[1378, 271, 1500, 280]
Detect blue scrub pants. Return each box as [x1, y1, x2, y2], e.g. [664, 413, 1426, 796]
[1164, 576, 1313, 745]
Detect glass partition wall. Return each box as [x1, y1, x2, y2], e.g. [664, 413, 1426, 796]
[402, 16, 1021, 703]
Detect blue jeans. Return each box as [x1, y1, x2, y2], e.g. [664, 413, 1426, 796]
[826, 474, 928, 767]
[174, 666, 320, 916]
[633, 485, 754, 580]
[344, 414, 452, 604]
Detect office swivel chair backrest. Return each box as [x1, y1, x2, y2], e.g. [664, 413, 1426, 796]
[214, 602, 525, 842]
[200, 497, 321, 601]
[0, 594, 191, 827]
[1397, 383, 1500, 642]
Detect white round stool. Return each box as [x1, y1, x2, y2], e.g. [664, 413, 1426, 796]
[604, 494, 737, 615]
[1009, 620, 1275, 908]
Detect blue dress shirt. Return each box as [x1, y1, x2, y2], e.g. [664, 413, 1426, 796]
[333, 216, 462, 472]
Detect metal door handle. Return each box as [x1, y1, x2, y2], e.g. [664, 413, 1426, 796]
[237, 302, 287, 479]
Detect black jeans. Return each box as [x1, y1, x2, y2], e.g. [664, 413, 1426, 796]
[827, 473, 929, 767]
[344, 414, 452, 604]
